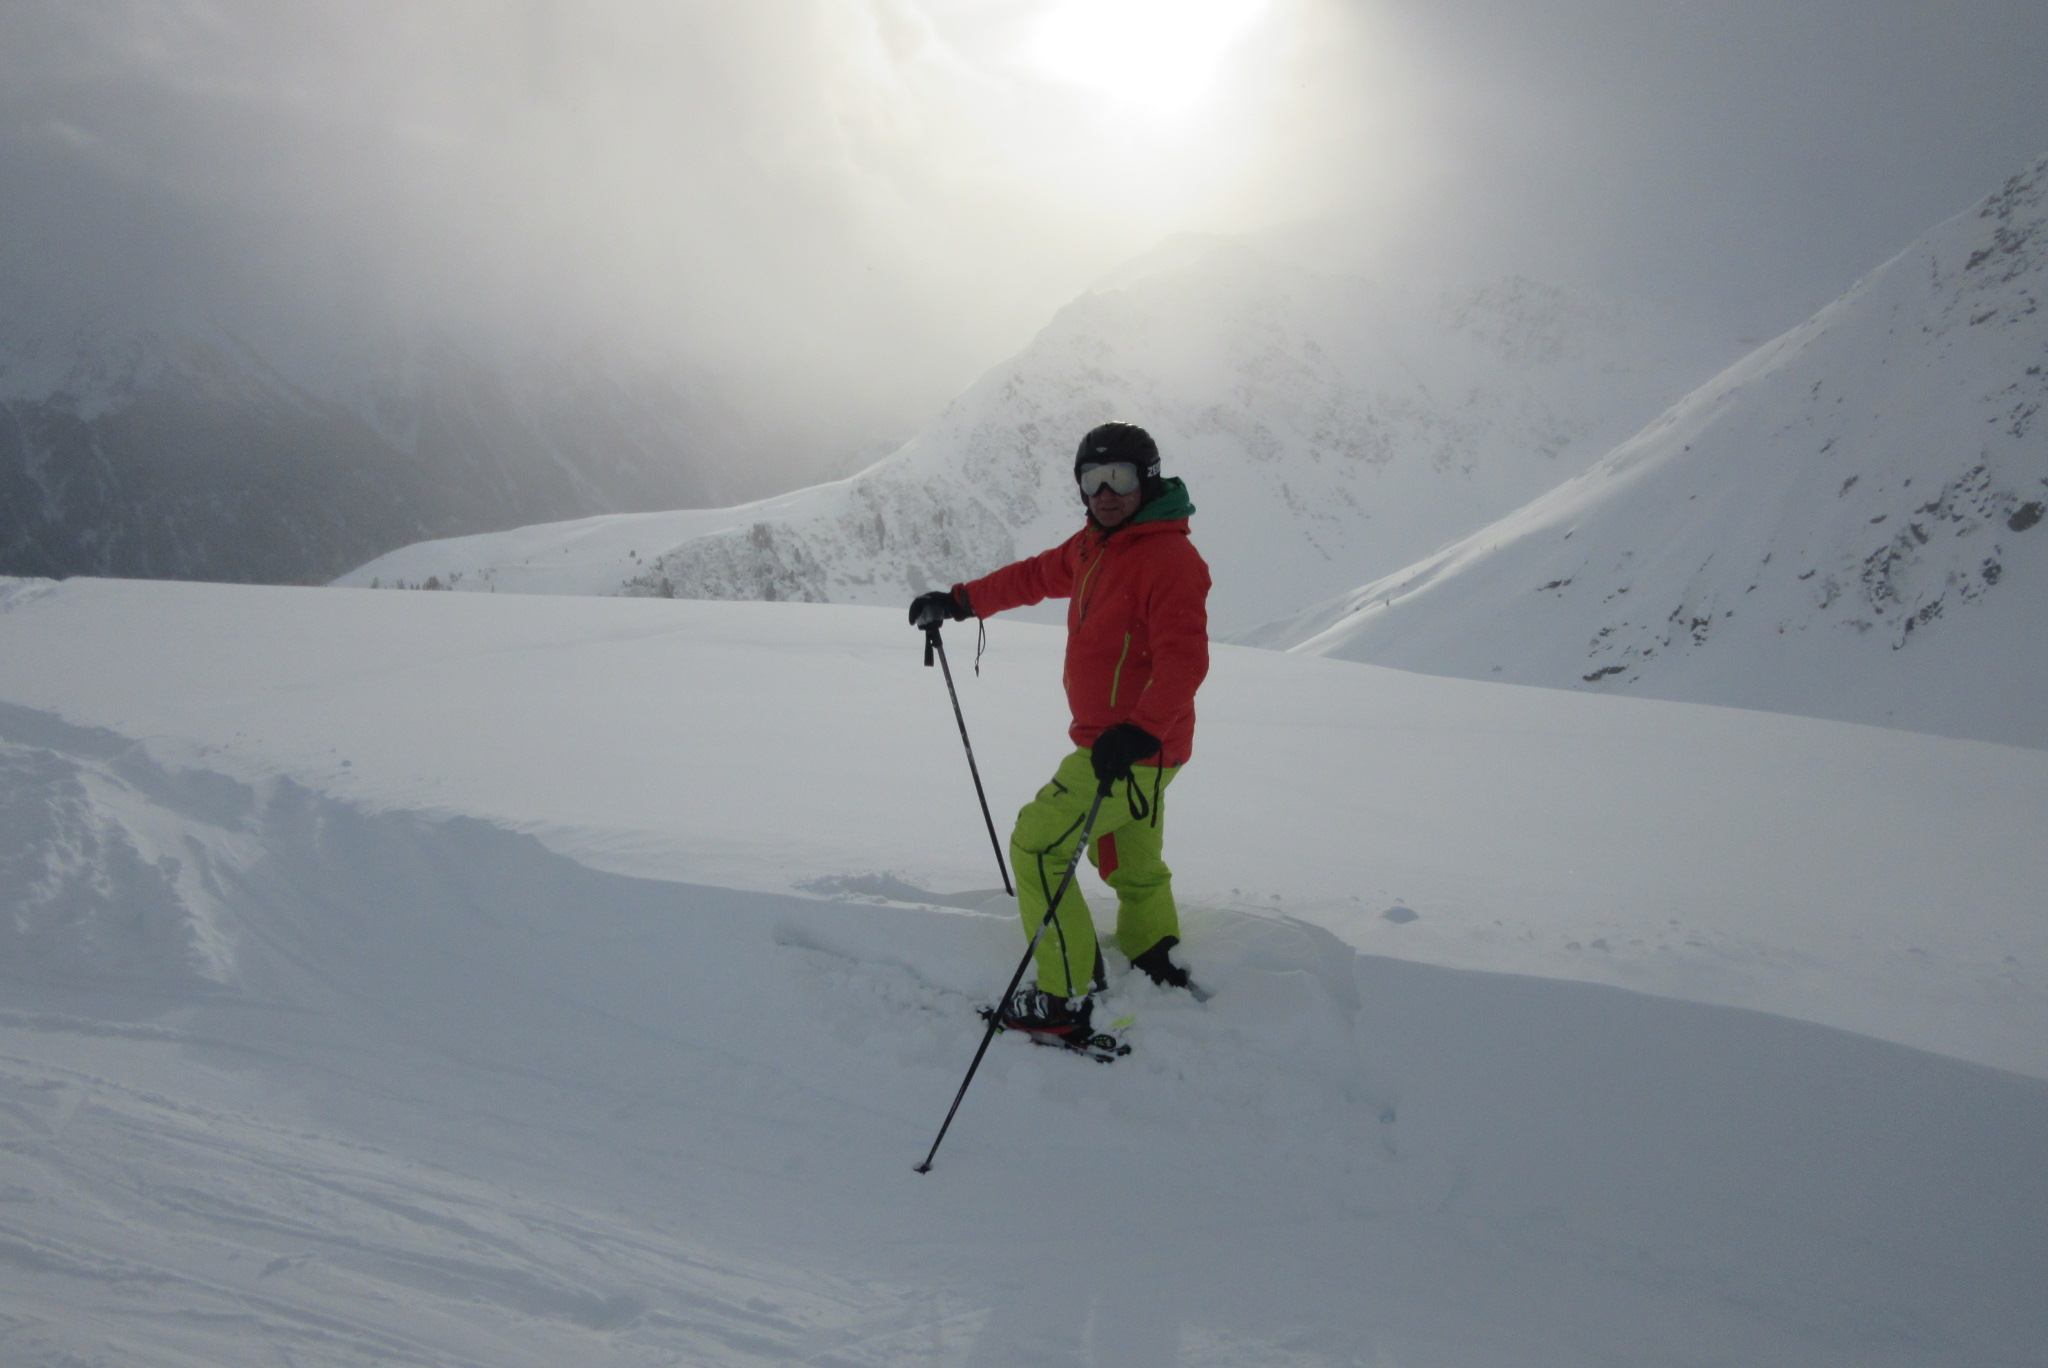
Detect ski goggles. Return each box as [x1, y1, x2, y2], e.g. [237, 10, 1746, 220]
[1077, 461, 1142, 497]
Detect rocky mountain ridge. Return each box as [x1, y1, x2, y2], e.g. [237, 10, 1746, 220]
[1250, 155, 2048, 748]
[342, 244, 1735, 635]
[0, 310, 746, 585]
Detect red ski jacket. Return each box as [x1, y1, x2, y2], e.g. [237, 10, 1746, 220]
[956, 486, 1210, 766]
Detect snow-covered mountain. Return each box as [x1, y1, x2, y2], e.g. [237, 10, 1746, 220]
[0, 306, 749, 585]
[2, 576, 2045, 1365]
[1248, 156, 2048, 750]
[338, 245, 1735, 635]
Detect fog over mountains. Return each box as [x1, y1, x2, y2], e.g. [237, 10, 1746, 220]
[1250, 154, 2048, 750]
[336, 154, 2048, 752]
[340, 240, 1735, 636]
[0, 299, 755, 584]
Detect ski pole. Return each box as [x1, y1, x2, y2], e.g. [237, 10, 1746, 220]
[923, 624, 1014, 897]
[914, 776, 1112, 1174]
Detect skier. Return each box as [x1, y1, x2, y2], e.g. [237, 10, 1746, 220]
[909, 422, 1211, 1048]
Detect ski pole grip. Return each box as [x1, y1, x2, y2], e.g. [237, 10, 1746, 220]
[923, 627, 937, 667]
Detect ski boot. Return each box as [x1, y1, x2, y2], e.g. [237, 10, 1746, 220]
[1130, 936, 1211, 1001]
[989, 985, 1131, 1062]
[997, 985, 1095, 1043]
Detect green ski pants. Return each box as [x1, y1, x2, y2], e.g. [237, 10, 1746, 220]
[1011, 748, 1182, 998]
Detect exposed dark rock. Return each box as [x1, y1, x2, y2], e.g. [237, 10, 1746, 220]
[0, 330, 739, 585]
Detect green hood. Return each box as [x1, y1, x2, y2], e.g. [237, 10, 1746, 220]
[1131, 476, 1195, 524]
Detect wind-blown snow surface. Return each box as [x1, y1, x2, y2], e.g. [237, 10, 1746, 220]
[1247, 157, 2048, 750]
[335, 248, 1731, 635]
[3, 577, 2045, 1366]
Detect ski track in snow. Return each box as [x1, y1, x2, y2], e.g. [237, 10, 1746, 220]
[1, 679, 2045, 1366]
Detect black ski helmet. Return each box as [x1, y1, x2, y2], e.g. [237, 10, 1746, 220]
[1074, 422, 1161, 499]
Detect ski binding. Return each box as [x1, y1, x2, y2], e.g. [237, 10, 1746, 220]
[979, 1007, 1132, 1063]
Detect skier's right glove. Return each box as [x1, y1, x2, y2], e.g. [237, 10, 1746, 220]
[908, 588, 971, 629]
[1090, 722, 1161, 785]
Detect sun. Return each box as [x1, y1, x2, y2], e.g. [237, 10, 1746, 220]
[1023, 0, 1274, 115]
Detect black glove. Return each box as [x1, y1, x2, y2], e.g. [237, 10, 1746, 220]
[908, 589, 970, 629]
[1090, 723, 1161, 785]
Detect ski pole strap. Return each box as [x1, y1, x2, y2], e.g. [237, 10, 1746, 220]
[1122, 772, 1151, 824]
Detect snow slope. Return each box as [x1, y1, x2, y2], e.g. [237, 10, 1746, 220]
[1246, 157, 2048, 750]
[2, 576, 2045, 1366]
[336, 248, 1733, 635]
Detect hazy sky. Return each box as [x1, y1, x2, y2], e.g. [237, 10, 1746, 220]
[3, 0, 2045, 465]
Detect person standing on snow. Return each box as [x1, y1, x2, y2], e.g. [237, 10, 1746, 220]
[909, 422, 1211, 1046]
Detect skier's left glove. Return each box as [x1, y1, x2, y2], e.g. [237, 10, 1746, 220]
[1090, 723, 1161, 785]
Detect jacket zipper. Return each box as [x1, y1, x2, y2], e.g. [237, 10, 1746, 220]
[1075, 536, 1108, 622]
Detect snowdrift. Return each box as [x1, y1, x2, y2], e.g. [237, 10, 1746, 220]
[4, 575, 2044, 1078]
[3, 693, 2045, 1366]
[4, 576, 2047, 1364]
[1248, 156, 2048, 750]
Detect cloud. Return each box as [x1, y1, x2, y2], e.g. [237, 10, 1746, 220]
[2, 0, 2044, 472]
[1369, 0, 2048, 327]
